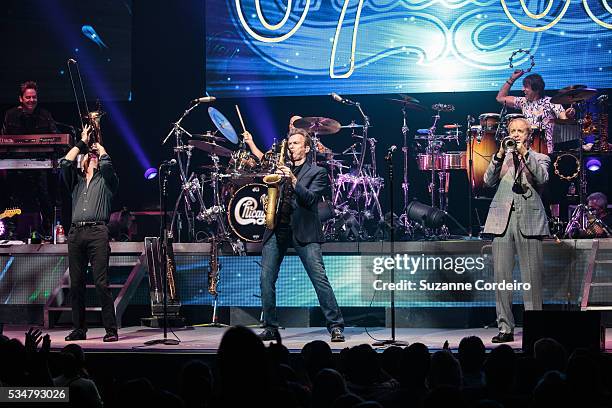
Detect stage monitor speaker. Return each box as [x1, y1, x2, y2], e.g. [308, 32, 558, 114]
[522, 311, 604, 353]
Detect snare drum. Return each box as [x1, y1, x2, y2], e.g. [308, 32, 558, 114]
[227, 183, 267, 242]
[442, 151, 466, 170]
[479, 113, 500, 133]
[417, 153, 443, 171]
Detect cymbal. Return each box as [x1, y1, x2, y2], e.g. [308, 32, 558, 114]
[191, 133, 226, 143]
[386, 98, 426, 111]
[340, 122, 365, 129]
[208, 107, 239, 144]
[550, 87, 598, 104]
[397, 94, 421, 104]
[293, 117, 341, 135]
[188, 140, 233, 157]
[443, 124, 462, 129]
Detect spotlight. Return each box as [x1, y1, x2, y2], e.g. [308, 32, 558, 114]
[586, 158, 601, 172]
[144, 167, 158, 180]
[406, 200, 446, 228]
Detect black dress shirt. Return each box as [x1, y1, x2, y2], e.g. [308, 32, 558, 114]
[1, 106, 57, 135]
[60, 155, 119, 223]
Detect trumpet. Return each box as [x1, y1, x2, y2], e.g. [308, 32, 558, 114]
[262, 139, 287, 230]
[502, 136, 517, 152]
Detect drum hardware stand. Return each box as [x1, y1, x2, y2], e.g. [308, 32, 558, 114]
[164, 104, 213, 242]
[144, 162, 181, 346]
[332, 102, 384, 240]
[466, 115, 476, 237]
[398, 106, 415, 238]
[564, 102, 591, 237]
[373, 147, 407, 347]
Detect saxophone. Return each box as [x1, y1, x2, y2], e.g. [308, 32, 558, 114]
[165, 230, 178, 302]
[262, 139, 287, 230]
[208, 236, 219, 296]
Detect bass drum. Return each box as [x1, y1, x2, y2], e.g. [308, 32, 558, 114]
[227, 183, 267, 242]
[466, 126, 497, 193]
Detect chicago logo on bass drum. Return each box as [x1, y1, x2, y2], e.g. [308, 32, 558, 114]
[228, 183, 267, 242]
[234, 195, 265, 226]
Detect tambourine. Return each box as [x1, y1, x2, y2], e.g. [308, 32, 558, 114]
[553, 153, 580, 181]
[509, 49, 535, 72]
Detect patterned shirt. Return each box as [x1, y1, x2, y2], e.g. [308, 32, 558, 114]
[514, 96, 564, 153]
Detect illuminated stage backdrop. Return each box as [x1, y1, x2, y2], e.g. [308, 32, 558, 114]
[206, 0, 612, 97]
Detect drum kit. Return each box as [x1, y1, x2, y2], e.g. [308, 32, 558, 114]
[161, 75, 607, 244]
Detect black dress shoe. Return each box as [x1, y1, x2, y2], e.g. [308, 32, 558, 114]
[331, 327, 345, 342]
[257, 328, 279, 342]
[103, 331, 119, 342]
[65, 329, 87, 341]
[491, 332, 514, 343]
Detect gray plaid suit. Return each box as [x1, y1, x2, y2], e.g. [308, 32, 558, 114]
[483, 149, 550, 334]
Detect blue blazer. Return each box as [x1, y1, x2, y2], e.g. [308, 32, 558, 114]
[263, 162, 329, 244]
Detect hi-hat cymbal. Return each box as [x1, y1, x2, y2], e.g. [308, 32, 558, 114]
[191, 132, 226, 143]
[550, 87, 598, 104]
[443, 124, 462, 129]
[385, 98, 426, 111]
[341, 122, 365, 129]
[293, 117, 341, 135]
[188, 140, 233, 157]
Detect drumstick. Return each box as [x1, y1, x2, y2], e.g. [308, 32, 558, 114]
[235, 105, 247, 133]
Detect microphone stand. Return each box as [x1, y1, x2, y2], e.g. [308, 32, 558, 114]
[373, 149, 408, 347]
[466, 115, 475, 238]
[144, 163, 180, 346]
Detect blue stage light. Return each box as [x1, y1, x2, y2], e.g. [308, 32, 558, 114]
[586, 158, 601, 172]
[144, 167, 158, 180]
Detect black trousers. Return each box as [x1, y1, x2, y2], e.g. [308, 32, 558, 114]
[67, 224, 117, 331]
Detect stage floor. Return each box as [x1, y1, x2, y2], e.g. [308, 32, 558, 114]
[3, 325, 612, 353]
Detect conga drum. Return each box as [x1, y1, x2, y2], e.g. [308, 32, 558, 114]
[478, 113, 500, 133]
[467, 122, 498, 193]
[530, 127, 549, 154]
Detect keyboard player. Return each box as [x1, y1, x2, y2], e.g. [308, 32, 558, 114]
[1, 80, 58, 240]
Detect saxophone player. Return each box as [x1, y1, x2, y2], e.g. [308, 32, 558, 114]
[258, 128, 345, 343]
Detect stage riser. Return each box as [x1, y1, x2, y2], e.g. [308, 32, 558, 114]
[1, 240, 611, 326]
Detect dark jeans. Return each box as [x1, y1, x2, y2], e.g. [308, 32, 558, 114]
[260, 226, 344, 332]
[67, 224, 117, 332]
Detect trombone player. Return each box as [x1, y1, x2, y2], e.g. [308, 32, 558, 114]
[257, 128, 345, 343]
[483, 118, 550, 343]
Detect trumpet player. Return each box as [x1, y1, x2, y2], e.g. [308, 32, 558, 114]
[483, 118, 550, 343]
[258, 128, 345, 343]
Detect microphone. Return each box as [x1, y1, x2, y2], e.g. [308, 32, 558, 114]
[161, 159, 177, 167]
[385, 145, 396, 161]
[467, 115, 474, 124]
[192, 96, 216, 104]
[67, 58, 77, 64]
[331, 92, 357, 106]
[388, 145, 397, 153]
